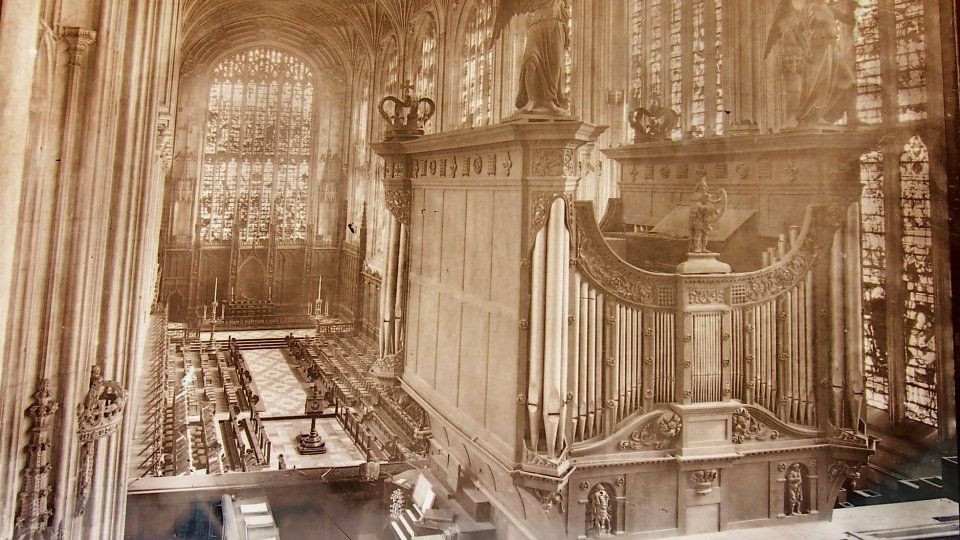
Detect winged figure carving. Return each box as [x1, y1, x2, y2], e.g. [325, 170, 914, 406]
[491, 0, 571, 115]
[763, 0, 859, 125]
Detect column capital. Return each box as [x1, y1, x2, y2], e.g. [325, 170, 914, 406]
[59, 27, 96, 67]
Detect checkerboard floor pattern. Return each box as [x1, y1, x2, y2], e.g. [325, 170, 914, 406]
[242, 348, 308, 417]
[264, 418, 366, 470]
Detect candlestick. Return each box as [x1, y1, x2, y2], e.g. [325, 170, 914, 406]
[213, 277, 218, 302]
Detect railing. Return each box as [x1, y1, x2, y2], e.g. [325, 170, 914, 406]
[526, 201, 836, 452]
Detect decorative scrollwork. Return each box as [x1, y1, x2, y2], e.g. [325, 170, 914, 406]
[732, 407, 779, 443]
[531, 192, 569, 234]
[384, 187, 411, 226]
[618, 411, 682, 450]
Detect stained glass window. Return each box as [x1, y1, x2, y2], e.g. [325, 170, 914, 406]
[859, 150, 887, 410]
[461, 2, 494, 127]
[415, 19, 439, 133]
[894, 0, 927, 121]
[668, 0, 682, 138]
[854, 0, 882, 123]
[690, 0, 706, 136]
[630, 0, 723, 139]
[200, 48, 313, 245]
[854, 0, 927, 123]
[899, 136, 936, 426]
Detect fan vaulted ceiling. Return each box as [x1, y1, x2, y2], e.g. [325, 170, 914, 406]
[180, 0, 433, 76]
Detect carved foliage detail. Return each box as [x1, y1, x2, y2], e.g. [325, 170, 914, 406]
[618, 411, 682, 450]
[732, 407, 779, 443]
[532, 148, 576, 177]
[688, 288, 726, 305]
[384, 188, 411, 226]
[574, 203, 671, 307]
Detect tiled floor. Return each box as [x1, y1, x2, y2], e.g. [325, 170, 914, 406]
[263, 417, 366, 470]
[243, 348, 309, 417]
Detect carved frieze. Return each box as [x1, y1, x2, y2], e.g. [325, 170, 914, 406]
[732, 407, 779, 443]
[502, 152, 513, 176]
[618, 411, 682, 450]
[532, 148, 576, 177]
[687, 288, 726, 305]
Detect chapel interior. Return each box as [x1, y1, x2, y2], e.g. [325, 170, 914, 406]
[0, 0, 958, 539]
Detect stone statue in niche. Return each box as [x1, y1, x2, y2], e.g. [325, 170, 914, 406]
[628, 96, 679, 142]
[492, 0, 571, 115]
[764, 0, 859, 126]
[785, 463, 806, 515]
[587, 484, 612, 536]
[689, 176, 727, 254]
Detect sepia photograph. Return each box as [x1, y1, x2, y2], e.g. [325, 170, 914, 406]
[0, 0, 957, 538]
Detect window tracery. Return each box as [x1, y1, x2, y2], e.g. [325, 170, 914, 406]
[631, 0, 723, 139]
[200, 48, 313, 245]
[415, 19, 439, 133]
[859, 149, 887, 410]
[461, 2, 494, 127]
[899, 136, 936, 426]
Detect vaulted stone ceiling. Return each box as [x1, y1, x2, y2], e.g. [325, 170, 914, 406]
[180, 0, 431, 77]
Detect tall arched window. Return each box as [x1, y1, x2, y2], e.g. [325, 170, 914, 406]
[200, 48, 314, 245]
[631, 0, 724, 139]
[854, 0, 927, 123]
[415, 18, 439, 133]
[461, 2, 494, 127]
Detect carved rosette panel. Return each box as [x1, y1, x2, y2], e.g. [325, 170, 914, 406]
[574, 202, 674, 308]
[618, 411, 682, 450]
[384, 187, 411, 226]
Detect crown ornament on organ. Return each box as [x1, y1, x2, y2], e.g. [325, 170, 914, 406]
[378, 80, 436, 141]
[76, 364, 128, 443]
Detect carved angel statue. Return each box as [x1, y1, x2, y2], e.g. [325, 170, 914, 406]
[491, 0, 571, 114]
[689, 176, 727, 254]
[763, 0, 858, 126]
[628, 95, 679, 142]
